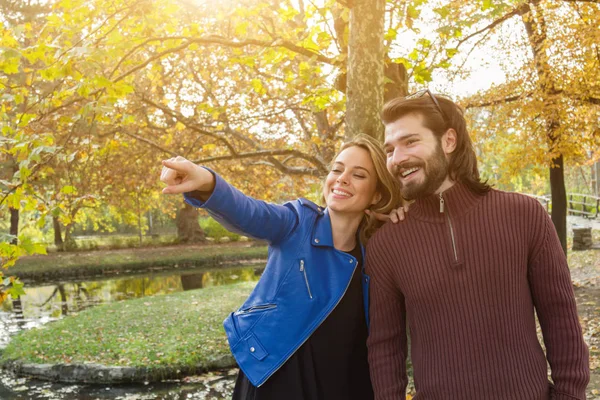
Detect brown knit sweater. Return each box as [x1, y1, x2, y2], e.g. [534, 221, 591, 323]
[366, 183, 589, 400]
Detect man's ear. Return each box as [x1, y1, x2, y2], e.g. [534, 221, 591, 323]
[441, 128, 457, 155]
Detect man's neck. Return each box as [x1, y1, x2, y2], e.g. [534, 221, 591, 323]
[434, 177, 455, 195]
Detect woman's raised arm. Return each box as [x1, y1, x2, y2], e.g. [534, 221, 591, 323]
[160, 156, 299, 244]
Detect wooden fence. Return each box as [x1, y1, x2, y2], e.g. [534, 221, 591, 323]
[524, 193, 600, 219]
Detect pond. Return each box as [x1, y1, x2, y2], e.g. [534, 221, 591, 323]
[0, 264, 264, 399]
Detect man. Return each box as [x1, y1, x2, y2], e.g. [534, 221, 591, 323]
[366, 92, 590, 400]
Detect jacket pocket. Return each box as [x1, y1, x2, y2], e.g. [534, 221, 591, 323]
[299, 259, 313, 299]
[234, 303, 277, 316]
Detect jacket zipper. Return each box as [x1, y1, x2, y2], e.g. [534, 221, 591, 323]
[234, 304, 277, 315]
[439, 193, 458, 263]
[258, 254, 357, 387]
[299, 260, 313, 299]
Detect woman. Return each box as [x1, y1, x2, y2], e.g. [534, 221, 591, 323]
[160, 134, 400, 400]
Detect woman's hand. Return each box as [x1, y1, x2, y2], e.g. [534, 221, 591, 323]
[365, 203, 410, 223]
[160, 156, 215, 195]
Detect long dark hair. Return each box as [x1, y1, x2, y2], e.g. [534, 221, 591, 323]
[382, 95, 491, 195]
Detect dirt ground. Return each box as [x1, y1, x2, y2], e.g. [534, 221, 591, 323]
[569, 249, 600, 399]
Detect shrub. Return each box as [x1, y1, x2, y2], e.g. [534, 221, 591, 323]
[199, 217, 240, 242]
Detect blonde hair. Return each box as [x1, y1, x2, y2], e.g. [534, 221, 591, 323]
[322, 134, 401, 244]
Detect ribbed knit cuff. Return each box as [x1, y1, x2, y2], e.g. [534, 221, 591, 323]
[552, 391, 585, 400]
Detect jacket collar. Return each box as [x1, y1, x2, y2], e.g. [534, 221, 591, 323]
[311, 207, 367, 251]
[312, 207, 335, 248]
[409, 182, 485, 223]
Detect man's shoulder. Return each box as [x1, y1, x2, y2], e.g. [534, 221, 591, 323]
[368, 218, 414, 250]
[369, 220, 396, 245]
[485, 188, 546, 212]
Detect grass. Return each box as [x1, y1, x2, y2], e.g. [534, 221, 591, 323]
[12, 243, 268, 282]
[50, 233, 181, 252]
[1, 282, 256, 374]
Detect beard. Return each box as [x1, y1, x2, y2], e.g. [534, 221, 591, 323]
[395, 143, 449, 201]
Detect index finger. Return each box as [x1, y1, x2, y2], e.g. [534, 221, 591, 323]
[162, 159, 193, 173]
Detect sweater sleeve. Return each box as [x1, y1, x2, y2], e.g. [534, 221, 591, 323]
[366, 234, 409, 400]
[528, 210, 590, 400]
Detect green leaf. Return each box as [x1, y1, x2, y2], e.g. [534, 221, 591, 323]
[61, 185, 77, 194]
[434, 6, 450, 19]
[7, 280, 26, 298]
[446, 48, 458, 58]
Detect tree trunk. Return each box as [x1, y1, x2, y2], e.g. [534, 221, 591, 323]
[176, 202, 206, 243]
[64, 224, 77, 251]
[53, 216, 64, 250]
[136, 193, 143, 245]
[345, 0, 386, 140]
[9, 207, 18, 245]
[593, 161, 600, 197]
[384, 59, 409, 102]
[521, 3, 567, 253]
[549, 154, 567, 253]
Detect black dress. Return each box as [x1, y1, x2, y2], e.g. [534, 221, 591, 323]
[232, 245, 374, 400]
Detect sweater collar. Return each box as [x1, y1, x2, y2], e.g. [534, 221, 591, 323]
[409, 182, 484, 223]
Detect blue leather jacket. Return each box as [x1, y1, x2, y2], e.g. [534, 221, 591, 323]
[184, 170, 370, 387]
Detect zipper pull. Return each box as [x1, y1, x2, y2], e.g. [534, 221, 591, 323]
[439, 193, 445, 213]
[300, 259, 304, 271]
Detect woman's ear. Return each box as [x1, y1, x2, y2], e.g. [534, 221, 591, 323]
[371, 192, 382, 205]
[442, 128, 457, 155]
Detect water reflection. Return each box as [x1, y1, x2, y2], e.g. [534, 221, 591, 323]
[0, 265, 263, 349]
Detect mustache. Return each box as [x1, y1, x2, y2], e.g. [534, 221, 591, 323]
[391, 162, 424, 175]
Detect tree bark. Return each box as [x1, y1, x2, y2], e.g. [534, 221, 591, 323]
[593, 161, 600, 197]
[345, 0, 386, 140]
[53, 216, 64, 250]
[64, 224, 76, 250]
[176, 202, 206, 243]
[550, 154, 567, 252]
[384, 59, 409, 102]
[9, 207, 18, 245]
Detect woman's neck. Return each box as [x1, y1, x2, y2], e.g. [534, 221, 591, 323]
[328, 209, 363, 251]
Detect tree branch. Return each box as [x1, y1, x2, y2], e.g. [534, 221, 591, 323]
[249, 160, 323, 176]
[193, 149, 316, 164]
[111, 34, 337, 83]
[120, 129, 178, 157]
[138, 96, 238, 155]
[456, 3, 530, 47]
[463, 93, 532, 109]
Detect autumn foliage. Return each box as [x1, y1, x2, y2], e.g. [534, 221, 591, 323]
[1, 0, 599, 301]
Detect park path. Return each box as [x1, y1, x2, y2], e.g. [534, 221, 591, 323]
[568, 215, 600, 230]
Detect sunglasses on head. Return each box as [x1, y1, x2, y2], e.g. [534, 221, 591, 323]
[405, 88, 448, 122]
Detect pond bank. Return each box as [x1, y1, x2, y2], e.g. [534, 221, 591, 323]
[0, 367, 239, 399]
[1, 282, 256, 384]
[11, 242, 268, 284]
